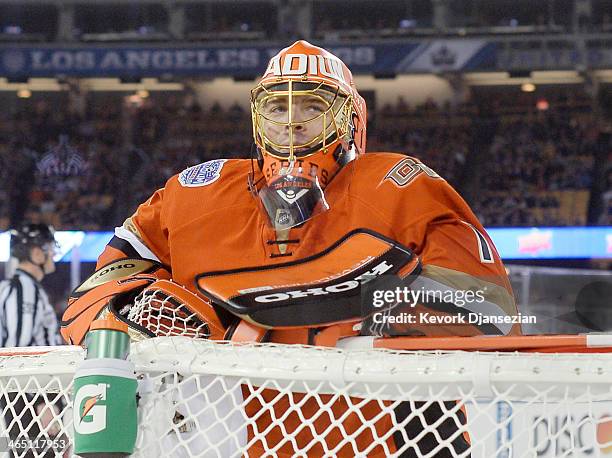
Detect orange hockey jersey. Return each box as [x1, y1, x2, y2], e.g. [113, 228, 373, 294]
[94, 152, 517, 339]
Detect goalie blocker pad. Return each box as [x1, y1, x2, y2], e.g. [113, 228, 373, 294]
[196, 229, 421, 328]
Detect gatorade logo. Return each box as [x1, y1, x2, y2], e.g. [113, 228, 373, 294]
[74, 383, 107, 434]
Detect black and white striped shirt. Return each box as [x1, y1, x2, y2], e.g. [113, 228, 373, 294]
[0, 269, 60, 347]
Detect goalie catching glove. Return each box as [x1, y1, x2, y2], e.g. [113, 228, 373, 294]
[60, 258, 171, 345]
[61, 258, 227, 345]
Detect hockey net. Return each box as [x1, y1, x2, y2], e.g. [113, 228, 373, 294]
[0, 337, 611, 457]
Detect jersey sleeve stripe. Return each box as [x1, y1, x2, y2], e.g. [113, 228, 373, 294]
[460, 221, 495, 264]
[31, 284, 39, 345]
[422, 264, 516, 314]
[114, 227, 161, 262]
[14, 278, 24, 347]
[413, 271, 515, 335]
[108, 235, 141, 259]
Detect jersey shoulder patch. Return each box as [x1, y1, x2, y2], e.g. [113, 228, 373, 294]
[179, 159, 227, 187]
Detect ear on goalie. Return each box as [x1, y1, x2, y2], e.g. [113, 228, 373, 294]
[61, 258, 171, 345]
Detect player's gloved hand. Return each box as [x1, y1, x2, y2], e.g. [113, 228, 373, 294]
[61, 258, 171, 345]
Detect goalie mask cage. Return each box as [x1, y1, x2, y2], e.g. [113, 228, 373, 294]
[0, 336, 611, 458]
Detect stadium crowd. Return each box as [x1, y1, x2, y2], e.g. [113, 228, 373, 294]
[0, 97, 123, 231]
[475, 109, 601, 226]
[0, 88, 610, 231]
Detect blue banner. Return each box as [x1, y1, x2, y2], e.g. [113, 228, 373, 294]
[1, 227, 611, 262]
[488, 227, 612, 260]
[0, 42, 500, 78]
[3, 41, 612, 77]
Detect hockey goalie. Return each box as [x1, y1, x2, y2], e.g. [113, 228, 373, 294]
[61, 41, 519, 457]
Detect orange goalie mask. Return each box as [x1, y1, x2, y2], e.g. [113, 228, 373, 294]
[250, 40, 367, 229]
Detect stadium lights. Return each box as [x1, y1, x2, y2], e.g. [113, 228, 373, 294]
[16, 88, 31, 98]
[126, 93, 144, 106]
[536, 98, 549, 111]
[521, 83, 536, 92]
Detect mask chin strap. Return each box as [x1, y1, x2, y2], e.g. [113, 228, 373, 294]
[335, 143, 357, 168]
[248, 142, 265, 197]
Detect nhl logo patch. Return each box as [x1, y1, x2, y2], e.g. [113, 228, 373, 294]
[275, 209, 294, 227]
[179, 159, 227, 187]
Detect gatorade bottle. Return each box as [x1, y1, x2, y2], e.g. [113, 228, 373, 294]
[73, 317, 138, 457]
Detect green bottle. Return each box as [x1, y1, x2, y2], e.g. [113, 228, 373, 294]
[73, 318, 138, 457]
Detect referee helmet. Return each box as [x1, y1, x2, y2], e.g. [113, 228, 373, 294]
[10, 223, 57, 261]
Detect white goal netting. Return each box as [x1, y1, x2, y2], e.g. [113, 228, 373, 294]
[0, 337, 611, 457]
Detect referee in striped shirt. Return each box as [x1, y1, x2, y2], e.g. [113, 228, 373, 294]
[0, 223, 60, 347]
[0, 223, 63, 457]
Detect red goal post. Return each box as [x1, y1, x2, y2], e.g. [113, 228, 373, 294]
[351, 333, 612, 352]
[0, 335, 611, 457]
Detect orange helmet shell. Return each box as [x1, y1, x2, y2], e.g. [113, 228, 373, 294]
[256, 40, 367, 157]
